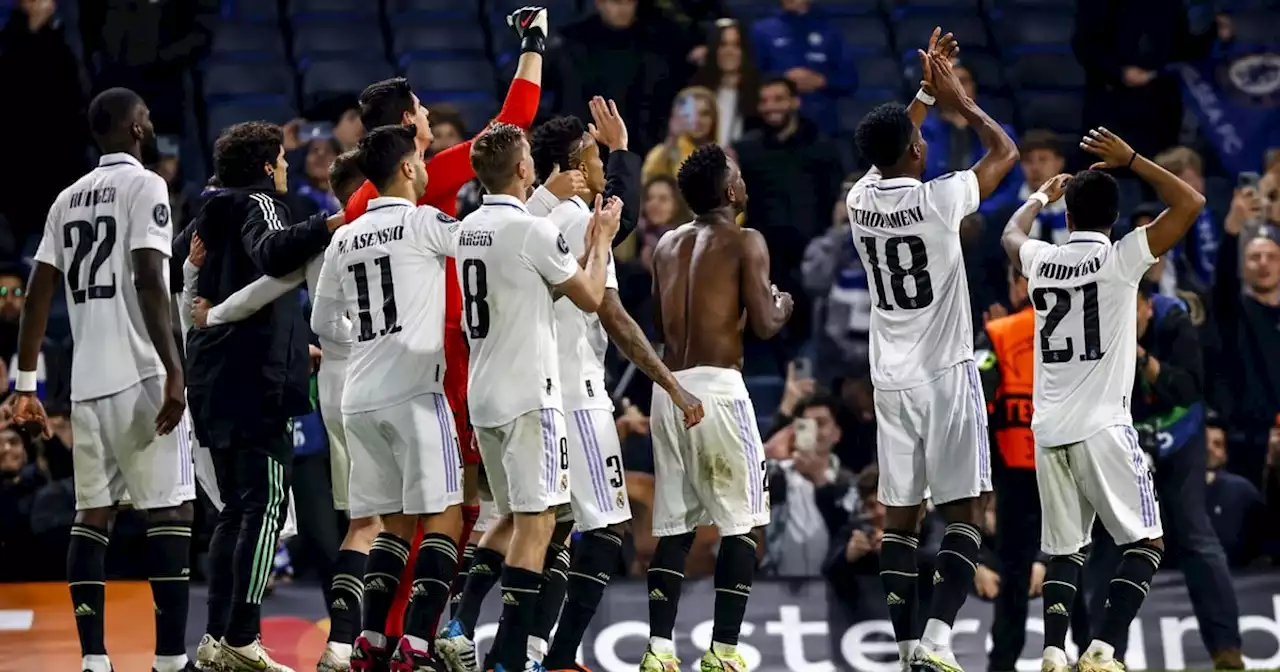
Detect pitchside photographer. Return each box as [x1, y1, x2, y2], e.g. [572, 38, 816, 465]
[1083, 283, 1244, 670]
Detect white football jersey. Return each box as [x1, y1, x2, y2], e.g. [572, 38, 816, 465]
[1020, 227, 1156, 447]
[313, 197, 457, 414]
[304, 254, 351, 361]
[35, 153, 172, 402]
[846, 167, 980, 390]
[548, 196, 616, 412]
[457, 194, 579, 427]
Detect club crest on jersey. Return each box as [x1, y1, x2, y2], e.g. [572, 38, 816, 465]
[556, 233, 570, 255]
[152, 203, 170, 228]
[560, 473, 569, 492]
[437, 211, 457, 224]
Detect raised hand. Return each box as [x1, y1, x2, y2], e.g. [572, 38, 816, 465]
[1080, 127, 1137, 170]
[918, 27, 959, 94]
[927, 52, 968, 109]
[545, 162, 586, 200]
[11, 393, 50, 440]
[588, 96, 628, 152]
[1037, 173, 1073, 202]
[507, 6, 548, 45]
[591, 194, 623, 241]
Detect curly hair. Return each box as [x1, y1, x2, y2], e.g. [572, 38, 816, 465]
[676, 143, 729, 215]
[530, 115, 587, 183]
[213, 121, 283, 189]
[470, 123, 527, 192]
[1064, 169, 1120, 232]
[853, 102, 914, 170]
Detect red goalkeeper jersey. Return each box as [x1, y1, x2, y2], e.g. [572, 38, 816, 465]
[343, 78, 540, 457]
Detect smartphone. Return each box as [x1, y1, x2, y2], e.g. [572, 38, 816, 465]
[792, 357, 814, 381]
[794, 418, 818, 453]
[299, 121, 334, 141]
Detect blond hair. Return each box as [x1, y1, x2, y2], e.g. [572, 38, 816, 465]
[1154, 146, 1204, 177]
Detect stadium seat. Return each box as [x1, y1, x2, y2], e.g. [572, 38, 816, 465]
[1017, 91, 1082, 133]
[300, 58, 395, 102]
[292, 20, 384, 60]
[981, 95, 1016, 125]
[226, 0, 280, 22]
[209, 20, 287, 59]
[1007, 52, 1085, 90]
[426, 96, 500, 133]
[857, 56, 906, 94]
[203, 61, 295, 100]
[892, 0, 982, 14]
[387, 0, 479, 18]
[990, 0, 1075, 8]
[832, 17, 892, 56]
[489, 0, 581, 20]
[838, 97, 880, 134]
[893, 14, 990, 53]
[406, 59, 496, 95]
[392, 20, 487, 56]
[996, 9, 1074, 52]
[809, 0, 881, 17]
[206, 102, 297, 145]
[1231, 9, 1280, 47]
[900, 48, 1006, 95]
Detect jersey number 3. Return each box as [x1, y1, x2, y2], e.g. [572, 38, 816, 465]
[1032, 282, 1104, 363]
[63, 216, 117, 304]
[349, 256, 402, 342]
[462, 259, 490, 339]
[860, 235, 933, 310]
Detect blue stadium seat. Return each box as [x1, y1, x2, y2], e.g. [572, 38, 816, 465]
[1017, 91, 1082, 133]
[990, 0, 1075, 8]
[429, 96, 500, 133]
[997, 9, 1073, 52]
[893, 14, 990, 53]
[892, 0, 981, 14]
[300, 58, 395, 101]
[203, 61, 295, 100]
[900, 48, 1006, 94]
[287, 0, 379, 19]
[981, 95, 1015, 125]
[209, 20, 287, 59]
[406, 59, 495, 95]
[809, 0, 881, 17]
[292, 20, 384, 60]
[387, 0, 479, 18]
[857, 56, 906, 93]
[1007, 52, 1085, 90]
[489, 0, 581, 20]
[722, 0, 770, 22]
[206, 102, 297, 144]
[1232, 9, 1280, 47]
[839, 97, 880, 134]
[832, 17, 892, 56]
[392, 20, 487, 56]
[226, 0, 280, 22]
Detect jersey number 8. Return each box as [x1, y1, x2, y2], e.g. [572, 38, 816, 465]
[860, 235, 934, 310]
[462, 259, 490, 339]
[63, 216, 118, 304]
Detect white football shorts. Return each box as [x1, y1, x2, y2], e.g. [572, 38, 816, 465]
[72, 375, 196, 511]
[318, 359, 349, 512]
[1037, 424, 1163, 555]
[565, 407, 632, 531]
[875, 360, 992, 507]
[476, 408, 571, 515]
[650, 367, 769, 538]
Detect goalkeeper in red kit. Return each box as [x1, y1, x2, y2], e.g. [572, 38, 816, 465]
[336, 7, 554, 671]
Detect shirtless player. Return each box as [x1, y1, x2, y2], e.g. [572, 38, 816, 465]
[640, 144, 793, 672]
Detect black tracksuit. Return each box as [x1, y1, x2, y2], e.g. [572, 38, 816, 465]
[185, 185, 331, 645]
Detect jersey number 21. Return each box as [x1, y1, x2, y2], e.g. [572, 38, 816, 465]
[1032, 283, 1105, 363]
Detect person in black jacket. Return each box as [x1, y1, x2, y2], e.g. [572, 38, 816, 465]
[1083, 285, 1243, 669]
[187, 121, 341, 670]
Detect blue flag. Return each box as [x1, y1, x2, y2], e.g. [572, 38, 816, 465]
[1176, 51, 1280, 176]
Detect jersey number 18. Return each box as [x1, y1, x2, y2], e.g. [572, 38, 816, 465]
[1032, 283, 1105, 363]
[860, 235, 934, 310]
[349, 256, 402, 342]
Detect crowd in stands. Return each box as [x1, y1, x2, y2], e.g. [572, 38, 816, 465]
[2, 0, 1279, 634]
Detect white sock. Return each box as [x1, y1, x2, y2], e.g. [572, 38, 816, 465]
[921, 618, 953, 651]
[527, 636, 548, 663]
[899, 639, 920, 660]
[327, 642, 353, 659]
[359, 630, 388, 650]
[1085, 640, 1115, 660]
[1043, 646, 1069, 666]
[82, 655, 112, 672]
[711, 641, 737, 657]
[153, 654, 189, 672]
[648, 636, 675, 655]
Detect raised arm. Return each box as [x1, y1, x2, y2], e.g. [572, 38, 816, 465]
[551, 196, 620, 313]
[908, 28, 958, 128]
[1081, 128, 1205, 258]
[928, 53, 1018, 199]
[1002, 173, 1071, 266]
[741, 227, 793, 339]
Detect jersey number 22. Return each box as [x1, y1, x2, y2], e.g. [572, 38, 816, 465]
[63, 216, 118, 304]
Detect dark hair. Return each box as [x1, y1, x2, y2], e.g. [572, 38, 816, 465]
[530, 116, 588, 182]
[213, 121, 284, 189]
[354, 125, 419, 193]
[795, 392, 839, 419]
[87, 87, 143, 138]
[854, 103, 914, 170]
[427, 103, 468, 137]
[690, 19, 761, 122]
[677, 144, 730, 215]
[643, 174, 692, 224]
[760, 76, 798, 98]
[1137, 280, 1157, 299]
[359, 77, 415, 130]
[1064, 169, 1120, 231]
[470, 123, 527, 192]
[329, 149, 365, 203]
[1129, 202, 1163, 227]
[1018, 129, 1063, 158]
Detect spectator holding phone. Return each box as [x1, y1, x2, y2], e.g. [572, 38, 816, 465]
[640, 86, 718, 184]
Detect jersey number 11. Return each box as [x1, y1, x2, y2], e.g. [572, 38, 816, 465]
[349, 256, 402, 342]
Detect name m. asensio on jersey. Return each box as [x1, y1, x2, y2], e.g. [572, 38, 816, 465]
[850, 206, 925, 229]
[338, 225, 404, 253]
